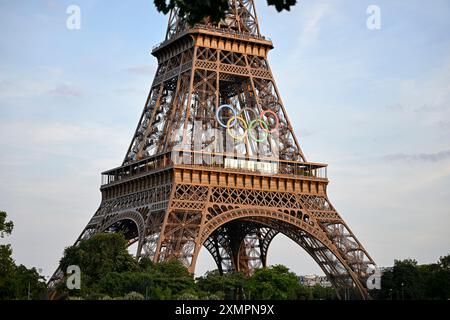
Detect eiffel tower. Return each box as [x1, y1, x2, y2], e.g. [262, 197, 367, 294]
[51, 1, 377, 299]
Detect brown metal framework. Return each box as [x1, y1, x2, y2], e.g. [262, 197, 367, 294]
[50, 0, 376, 300]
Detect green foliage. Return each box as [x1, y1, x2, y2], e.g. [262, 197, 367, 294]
[155, 0, 229, 25]
[124, 291, 145, 300]
[59, 234, 131, 295]
[0, 244, 17, 299]
[0, 210, 14, 238]
[177, 292, 199, 300]
[94, 261, 196, 300]
[196, 270, 247, 299]
[377, 256, 450, 300]
[196, 265, 333, 300]
[439, 255, 450, 271]
[247, 265, 308, 300]
[154, 0, 297, 25]
[0, 244, 15, 278]
[0, 210, 47, 300]
[267, 0, 297, 12]
[59, 233, 139, 279]
[311, 284, 336, 300]
[58, 232, 335, 300]
[295, 283, 313, 300]
[8, 265, 48, 300]
[56, 227, 449, 301]
[58, 233, 196, 299]
[57, 233, 139, 296]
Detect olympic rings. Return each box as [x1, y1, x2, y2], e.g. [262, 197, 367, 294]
[216, 104, 280, 142]
[216, 104, 237, 128]
[227, 116, 247, 141]
[238, 107, 259, 123]
[260, 109, 279, 133]
[248, 119, 269, 142]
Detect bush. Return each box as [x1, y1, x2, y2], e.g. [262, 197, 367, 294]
[124, 291, 145, 300]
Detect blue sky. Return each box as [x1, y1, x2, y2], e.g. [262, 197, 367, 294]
[0, 0, 449, 279]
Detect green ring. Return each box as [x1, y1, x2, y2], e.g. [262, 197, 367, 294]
[248, 119, 269, 142]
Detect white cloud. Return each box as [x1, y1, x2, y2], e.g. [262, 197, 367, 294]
[49, 83, 83, 97]
[298, 3, 331, 47]
[0, 121, 130, 163]
[0, 66, 79, 100]
[124, 65, 156, 76]
[399, 58, 450, 115]
[383, 149, 450, 162]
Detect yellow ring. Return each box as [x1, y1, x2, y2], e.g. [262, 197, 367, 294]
[226, 116, 247, 141]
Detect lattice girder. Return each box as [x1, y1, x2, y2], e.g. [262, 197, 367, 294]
[124, 0, 305, 164]
[116, 175, 375, 299]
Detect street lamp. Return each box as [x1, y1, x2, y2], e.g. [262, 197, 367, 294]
[401, 282, 404, 300]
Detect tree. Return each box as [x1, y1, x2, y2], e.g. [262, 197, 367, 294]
[58, 233, 197, 299]
[57, 231, 340, 300]
[59, 233, 139, 279]
[196, 265, 336, 300]
[196, 270, 248, 299]
[392, 259, 423, 299]
[10, 265, 47, 300]
[0, 210, 47, 300]
[96, 260, 197, 300]
[123, 291, 145, 300]
[421, 255, 450, 299]
[0, 244, 16, 299]
[311, 284, 335, 300]
[295, 283, 313, 300]
[247, 265, 303, 300]
[154, 0, 297, 25]
[57, 233, 139, 296]
[379, 256, 450, 300]
[380, 259, 423, 300]
[439, 255, 450, 271]
[0, 210, 14, 238]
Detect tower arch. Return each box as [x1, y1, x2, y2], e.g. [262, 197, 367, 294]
[195, 208, 367, 299]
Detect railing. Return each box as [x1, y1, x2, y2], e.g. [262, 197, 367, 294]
[101, 152, 172, 186]
[101, 150, 328, 187]
[172, 150, 328, 180]
[191, 24, 270, 42]
[152, 23, 272, 53]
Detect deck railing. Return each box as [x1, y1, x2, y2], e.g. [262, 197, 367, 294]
[101, 150, 327, 187]
[152, 23, 272, 53]
[172, 150, 327, 179]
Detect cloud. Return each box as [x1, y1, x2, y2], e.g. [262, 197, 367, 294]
[125, 65, 155, 76]
[437, 120, 450, 130]
[0, 121, 130, 163]
[0, 66, 77, 99]
[114, 88, 146, 96]
[49, 83, 83, 97]
[299, 128, 315, 137]
[385, 103, 405, 112]
[398, 58, 450, 115]
[383, 149, 450, 163]
[42, 0, 61, 10]
[298, 3, 331, 46]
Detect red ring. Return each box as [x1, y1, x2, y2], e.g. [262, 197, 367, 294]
[260, 110, 279, 134]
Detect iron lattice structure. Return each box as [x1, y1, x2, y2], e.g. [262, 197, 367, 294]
[51, 0, 376, 299]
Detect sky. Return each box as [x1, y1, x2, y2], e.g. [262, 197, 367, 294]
[0, 0, 449, 280]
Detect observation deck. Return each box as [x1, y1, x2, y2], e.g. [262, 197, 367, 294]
[101, 150, 328, 189]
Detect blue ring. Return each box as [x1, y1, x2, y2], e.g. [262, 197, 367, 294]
[216, 104, 237, 128]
